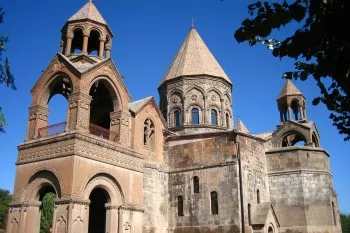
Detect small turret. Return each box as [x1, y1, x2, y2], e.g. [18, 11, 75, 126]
[60, 0, 113, 59]
[277, 80, 307, 123]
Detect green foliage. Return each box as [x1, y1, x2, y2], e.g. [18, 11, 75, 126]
[0, 7, 15, 133]
[0, 189, 12, 229]
[40, 192, 55, 233]
[234, 0, 350, 140]
[341, 213, 350, 233]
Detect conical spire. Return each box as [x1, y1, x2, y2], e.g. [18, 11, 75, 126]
[159, 27, 231, 86]
[68, 1, 107, 25]
[235, 119, 250, 134]
[277, 80, 303, 100]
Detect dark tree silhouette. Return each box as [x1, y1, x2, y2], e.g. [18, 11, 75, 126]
[234, 0, 350, 140]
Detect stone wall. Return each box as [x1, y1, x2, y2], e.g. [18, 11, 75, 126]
[266, 147, 341, 233]
[164, 133, 240, 233]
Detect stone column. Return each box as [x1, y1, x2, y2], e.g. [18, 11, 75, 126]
[299, 106, 304, 120]
[106, 204, 119, 233]
[99, 36, 106, 58]
[26, 105, 49, 140]
[288, 106, 293, 119]
[203, 96, 207, 124]
[82, 30, 90, 54]
[110, 110, 130, 146]
[220, 98, 225, 127]
[67, 92, 92, 133]
[105, 44, 112, 58]
[65, 33, 74, 56]
[23, 201, 42, 233]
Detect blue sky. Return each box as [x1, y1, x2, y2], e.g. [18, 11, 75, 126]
[0, 0, 349, 212]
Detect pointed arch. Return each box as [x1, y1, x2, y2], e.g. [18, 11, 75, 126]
[40, 72, 73, 106]
[206, 87, 223, 100]
[185, 85, 205, 97]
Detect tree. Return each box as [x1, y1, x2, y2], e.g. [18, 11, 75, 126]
[0, 8, 15, 133]
[341, 213, 350, 233]
[40, 192, 55, 233]
[234, 0, 350, 140]
[0, 189, 12, 230]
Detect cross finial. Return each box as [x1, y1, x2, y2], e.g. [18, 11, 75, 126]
[191, 18, 195, 28]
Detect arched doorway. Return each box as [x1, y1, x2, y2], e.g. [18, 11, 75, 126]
[88, 188, 110, 233]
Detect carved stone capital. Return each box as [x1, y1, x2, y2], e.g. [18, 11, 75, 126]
[54, 197, 90, 206]
[29, 105, 49, 120]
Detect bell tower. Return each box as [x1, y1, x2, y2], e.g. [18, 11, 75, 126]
[61, 0, 113, 58]
[6, 2, 147, 233]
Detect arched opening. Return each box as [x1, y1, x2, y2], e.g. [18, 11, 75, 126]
[177, 196, 184, 217]
[88, 188, 110, 233]
[281, 132, 307, 147]
[291, 100, 300, 120]
[210, 191, 218, 215]
[257, 189, 260, 204]
[268, 226, 274, 233]
[71, 28, 83, 54]
[193, 176, 199, 194]
[40, 191, 56, 233]
[192, 108, 199, 125]
[39, 75, 72, 138]
[174, 110, 181, 127]
[332, 201, 337, 226]
[211, 109, 218, 125]
[88, 30, 100, 56]
[226, 113, 230, 128]
[248, 203, 252, 225]
[89, 80, 114, 139]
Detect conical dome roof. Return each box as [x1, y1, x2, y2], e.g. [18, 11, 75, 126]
[277, 80, 303, 100]
[159, 27, 231, 87]
[68, 1, 107, 25]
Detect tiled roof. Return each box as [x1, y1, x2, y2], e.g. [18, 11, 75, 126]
[159, 27, 231, 86]
[277, 80, 303, 99]
[129, 97, 153, 114]
[68, 1, 107, 25]
[253, 132, 273, 140]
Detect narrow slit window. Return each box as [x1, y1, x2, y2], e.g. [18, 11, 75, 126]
[211, 191, 218, 215]
[178, 196, 184, 216]
[192, 108, 199, 125]
[257, 189, 260, 204]
[332, 201, 337, 226]
[226, 113, 230, 128]
[174, 110, 181, 127]
[193, 176, 199, 193]
[211, 109, 218, 125]
[248, 203, 252, 225]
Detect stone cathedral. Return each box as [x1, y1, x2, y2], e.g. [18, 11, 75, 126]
[6, 2, 342, 233]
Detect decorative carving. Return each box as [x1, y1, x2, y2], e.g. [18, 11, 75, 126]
[191, 94, 197, 100]
[211, 95, 216, 101]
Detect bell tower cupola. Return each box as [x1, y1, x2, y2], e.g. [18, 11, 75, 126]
[60, 0, 113, 59]
[277, 80, 307, 123]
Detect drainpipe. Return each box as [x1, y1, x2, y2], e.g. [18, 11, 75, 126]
[236, 133, 245, 233]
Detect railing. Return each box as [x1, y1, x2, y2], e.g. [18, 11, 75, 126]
[89, 123, 110, 139]
[38, 122, 66, 138]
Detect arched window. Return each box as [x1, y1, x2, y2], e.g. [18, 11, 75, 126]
[257, 189, 260, 204]
[291, 100, 300, 120]
[192, 108, 199, 125]
[332, 201, 337, 226]
[193, 176, 199, 193]
[226, 113, 230, 128]
[211, 191, 218, 215]
[268, 226, 274, 233]
[71, 28, 83, 54]
[88, 30, 100, 56]
[144, 119, 155, 149]
[248, 203, 252, 225]
[174, 110, 181, 127]
[178, 196, 184, 216]
[211, 109, 218, 125]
